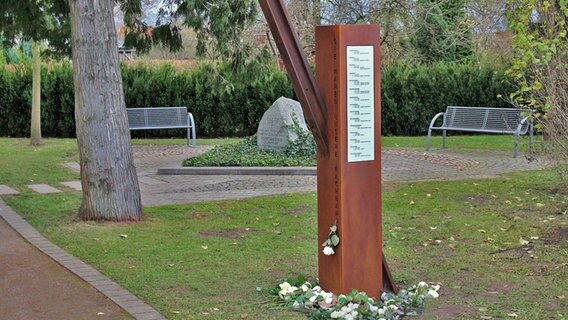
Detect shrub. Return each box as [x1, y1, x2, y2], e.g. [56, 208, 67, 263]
[182, 135, 316, 167]
[0, 60, 512, 138]
[381, 62, 514, 136]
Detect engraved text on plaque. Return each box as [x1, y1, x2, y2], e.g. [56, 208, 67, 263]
[346, 46, 375, 162]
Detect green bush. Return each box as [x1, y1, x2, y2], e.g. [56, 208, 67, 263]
[0, 61, 294, 138]
[0, 60, 512, 138]
[381, 62, 513, 136]
[182, 135, 316, 167]
[0, 68, 31, 137]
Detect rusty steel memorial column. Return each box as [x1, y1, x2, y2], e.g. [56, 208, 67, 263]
[259, 0, 397, 295]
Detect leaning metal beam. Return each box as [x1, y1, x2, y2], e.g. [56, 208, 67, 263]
[258, 0, 329, 157]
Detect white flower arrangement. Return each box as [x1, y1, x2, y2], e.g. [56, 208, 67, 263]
[322, 222, 340, 256]
[272, 277, 441, 320]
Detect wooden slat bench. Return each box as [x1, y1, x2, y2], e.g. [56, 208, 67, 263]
[126, 107, 196, 146]
[426, 106, 533, 157]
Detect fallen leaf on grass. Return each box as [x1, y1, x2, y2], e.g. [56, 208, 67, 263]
[119, 234, 128, 238]
[171, 311, 180, 314]
[97, 312, 105, 315]
[478, 229, 487, 233]
[507, 312, 518, 318]
[536, 203, 545, 208]
[213, 307, 220, 311]
[201, 245, 208, 250]
[519, 238, 530, 245]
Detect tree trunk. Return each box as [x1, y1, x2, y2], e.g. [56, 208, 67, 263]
[30, 40, 42, 146]
[68, 0, 142, 221]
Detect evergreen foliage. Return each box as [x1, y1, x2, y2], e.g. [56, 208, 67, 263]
[0, 61, 513, 138]
[409, 0, 473, 63]
[381, 62, 513, 135]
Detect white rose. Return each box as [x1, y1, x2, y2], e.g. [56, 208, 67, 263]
[330, 311, 341, 319]
[323, 246, 335, 256]
[301, 284, 309, 292]
[428, 290, 439, 298]
[418, 281, 428, 288]
[279, 282, 292, 290]
[433, 284, 441, 291]
[292, 301, 300, 308]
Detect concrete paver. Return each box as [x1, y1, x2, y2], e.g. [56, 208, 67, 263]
[27, 184, 62, 194]
[0, 185, 19, 195]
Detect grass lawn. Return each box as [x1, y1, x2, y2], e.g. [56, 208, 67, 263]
[381, 134, 539, 152]
[1, 136, 566, 320]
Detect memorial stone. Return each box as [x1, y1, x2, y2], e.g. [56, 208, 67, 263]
[257, 97, 309, 152]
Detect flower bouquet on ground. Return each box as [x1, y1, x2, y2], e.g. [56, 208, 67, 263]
[270, 275, 440, 320]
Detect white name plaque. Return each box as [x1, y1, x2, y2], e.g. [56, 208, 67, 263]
[346, 46, 375, 162]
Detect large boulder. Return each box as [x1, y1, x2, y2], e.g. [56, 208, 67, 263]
[257, 97, 309, 152]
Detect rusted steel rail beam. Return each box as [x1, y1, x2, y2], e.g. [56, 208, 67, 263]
[258, 0, 329, 157]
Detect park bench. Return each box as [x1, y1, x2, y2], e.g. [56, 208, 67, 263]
[426, 106, 533, 158]
[126, 107, 196, 146]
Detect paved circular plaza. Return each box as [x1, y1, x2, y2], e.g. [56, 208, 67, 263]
[128, 145, 550, 206]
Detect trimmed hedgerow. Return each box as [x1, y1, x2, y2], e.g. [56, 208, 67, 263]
[0, 61, 513, 138]
[381, 62, 514, 136]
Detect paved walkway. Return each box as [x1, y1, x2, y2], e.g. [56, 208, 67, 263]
[133, 145, 549, 206]
[0, 144, 551, 319]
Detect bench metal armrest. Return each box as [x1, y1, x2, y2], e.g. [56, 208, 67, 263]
[429, 112, 446, 129]
[187, 112, 196, 147]
[516, 115, 532, 135]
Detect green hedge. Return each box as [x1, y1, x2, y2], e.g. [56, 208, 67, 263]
[0, 61, 512, 138]
[381, 63, 514, 136]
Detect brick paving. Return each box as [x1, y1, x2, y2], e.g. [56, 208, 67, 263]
[133, 146, 550, 206]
